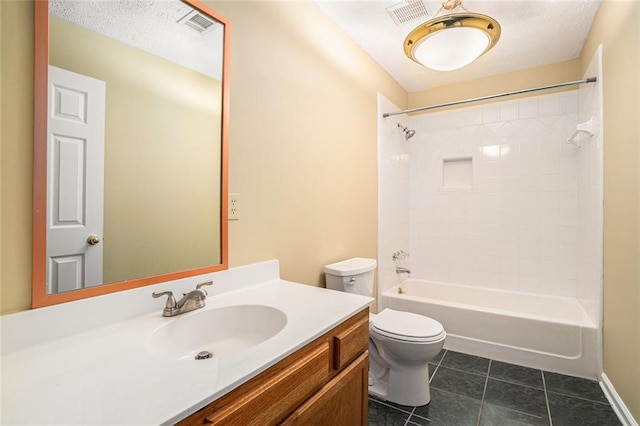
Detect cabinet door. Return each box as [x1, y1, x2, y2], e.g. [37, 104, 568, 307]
[201, 343, 330, 425]
[333, 314, 369, 370]
[283, 352, 368, 426]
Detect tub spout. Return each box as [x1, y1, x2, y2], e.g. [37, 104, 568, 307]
[396, 267, 411, 275]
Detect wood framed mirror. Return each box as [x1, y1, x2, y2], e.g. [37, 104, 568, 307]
[32, 0, 230, 308]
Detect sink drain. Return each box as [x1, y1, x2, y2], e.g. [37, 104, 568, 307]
[195, 350, 213, 360]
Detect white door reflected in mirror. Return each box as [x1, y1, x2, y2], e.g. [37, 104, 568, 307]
[47, 65, 105, 294]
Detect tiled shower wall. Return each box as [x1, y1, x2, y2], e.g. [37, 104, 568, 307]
[378, 74, 603, 329]
[408, 90, 589, 299]
[576, 47, 604, 326]
[377, 95, 410, 300]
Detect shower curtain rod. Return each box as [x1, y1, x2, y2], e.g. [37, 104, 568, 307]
[382, 77, 597, 118]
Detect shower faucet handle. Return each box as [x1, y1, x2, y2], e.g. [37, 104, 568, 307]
[392, 250, 409, 261]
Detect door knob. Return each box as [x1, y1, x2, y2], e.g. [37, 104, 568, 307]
[87, 234, 101, 245]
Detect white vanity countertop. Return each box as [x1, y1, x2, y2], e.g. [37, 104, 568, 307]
[0, 261, 373, 425]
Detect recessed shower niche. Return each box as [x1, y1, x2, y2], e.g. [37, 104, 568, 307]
[442, 157, 473, 189]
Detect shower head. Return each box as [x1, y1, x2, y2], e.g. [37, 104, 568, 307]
[397, 123, 416, 140]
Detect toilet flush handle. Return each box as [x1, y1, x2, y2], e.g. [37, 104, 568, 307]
[348, 277, 356, 285]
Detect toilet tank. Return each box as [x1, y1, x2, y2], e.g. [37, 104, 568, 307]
[323, 258, 376, 297]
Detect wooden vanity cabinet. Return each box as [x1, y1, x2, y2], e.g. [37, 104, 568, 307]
[282, 352, 368, 425]
[178, 308, 369, 426]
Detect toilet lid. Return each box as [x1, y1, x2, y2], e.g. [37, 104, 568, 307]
[371, 309, 445, 342]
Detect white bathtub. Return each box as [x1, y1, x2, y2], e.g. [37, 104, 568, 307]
[382, 279, 599, 379]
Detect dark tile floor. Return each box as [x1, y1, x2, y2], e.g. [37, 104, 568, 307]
[368, 350, 622, 426]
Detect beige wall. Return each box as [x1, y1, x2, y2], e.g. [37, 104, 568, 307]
[408, 59, 581, 110]
[0, 0, 406, 313]
[581, 0, 640, 419]
[0, 1, 33, 313]
[209, 0, 406, 285]
[50, 16, 221, 284]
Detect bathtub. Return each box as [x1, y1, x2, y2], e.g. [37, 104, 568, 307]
[382, 279, 600, 379]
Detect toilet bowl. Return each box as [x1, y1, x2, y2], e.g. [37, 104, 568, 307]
[369, 308, 445, 406]
[323, 258, 446, 406]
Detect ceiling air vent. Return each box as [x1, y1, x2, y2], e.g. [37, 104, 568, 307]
[178, 10, 218, 35]
[386, 0, 430, 26]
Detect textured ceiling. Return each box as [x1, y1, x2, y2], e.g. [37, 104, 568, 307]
[49, 0, 224, 80]
[315, 0, 601, 92]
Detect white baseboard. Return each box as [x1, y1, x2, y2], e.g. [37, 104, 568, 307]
[600, 373, 638, 426]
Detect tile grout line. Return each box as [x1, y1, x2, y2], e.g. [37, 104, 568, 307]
[545, 389, 613, 405]
[542, 371, 554, 426]
[489, 375, 545, 390]
[428, 349, 447, 383]
[431, 349, 490, 379]
[403, 407, 417, 426]
[476, 359, 492, 426]
[436, 365, 491, 378]
[369, 397, 414, 415]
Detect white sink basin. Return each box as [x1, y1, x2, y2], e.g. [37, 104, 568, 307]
[146, 305, 287, 361]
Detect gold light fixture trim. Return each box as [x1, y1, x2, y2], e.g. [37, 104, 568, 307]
[404, 1, 501, 71]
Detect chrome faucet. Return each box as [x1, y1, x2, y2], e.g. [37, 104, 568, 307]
[395, 267, 411, 275]
[152, 281, 213, 317]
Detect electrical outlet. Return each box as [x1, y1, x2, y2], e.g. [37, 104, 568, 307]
[229, 193, 240, 220]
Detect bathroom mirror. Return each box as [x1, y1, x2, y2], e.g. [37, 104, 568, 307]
[32, 0, 230, 307]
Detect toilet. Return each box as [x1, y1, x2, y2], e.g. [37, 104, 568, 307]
[324, 257, 446, 406]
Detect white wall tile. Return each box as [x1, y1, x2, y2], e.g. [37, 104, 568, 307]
[500, 144, 518, 160]
[519, 241, 539, 259]
[465, 108, 483, 125]
[575, 50, 603, 329]
[520, 258, 540, 276]
[519, 100, 538, 119]
[377, 95, 411, 297]
[482, 104, 501, 123]
[379, 89, 601, 304]
[560, 93, 579, 114]
[500, 102, 519, 121]
[519, 140, 541, 159]
[539, 97, 562, 116]
[539, 241, 562, 260]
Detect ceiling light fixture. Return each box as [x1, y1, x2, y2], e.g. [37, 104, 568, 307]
[403, 0, 500, 71]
